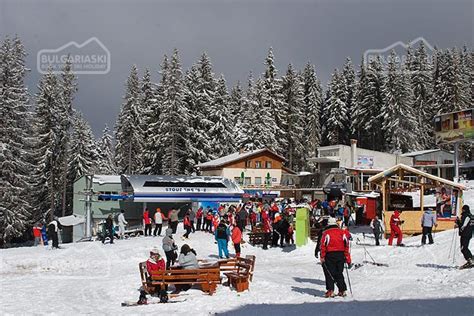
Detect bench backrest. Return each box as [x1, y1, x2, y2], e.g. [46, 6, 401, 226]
[150, 268, 221, 283]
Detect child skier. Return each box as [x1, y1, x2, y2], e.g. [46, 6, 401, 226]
[231, 225, 242, 257]
[370, 215, 384, 246]
[388, 210, 404, 246]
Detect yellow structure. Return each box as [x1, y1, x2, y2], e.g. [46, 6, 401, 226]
[368, 164, 466, 236]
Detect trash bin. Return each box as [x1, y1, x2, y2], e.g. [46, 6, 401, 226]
[295, 207, 310, 247]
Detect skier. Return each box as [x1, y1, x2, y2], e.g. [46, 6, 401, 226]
[168, 208, 180, 234]
[237, 206, 248, 232]
[315, 217, 329, 258]
[117, 210, 128, 239]
[320, 217, 351, 298]
[153, 208, 166, 237]
[162, 228, 178, 269]
[370, 215, 384, 246]
[262, 211, 272, 250]
[33, 223, 43, 246]
[138, 248, 166, 305]
[388, 210, 404, 246]
[102, 214, 114, 244]
[421, 208, 437, 245]
[188, 208, 196, 233]
[41, 222, 48, 247]
[215, 220, 230, 259]
[231, 225, 242, 257]
[343, 203, 351, 227]
[143, 209, 152, 237]
[182, 213, 192, 239]
[287, 223, 294, 245]
[48, 217, 62, 249]
[272, 213, 281, 247]
[196, 207, 203, 231]
[205, 210, 213, 233]
[277, 215, 290, 247]
[456, 205, 473, 268]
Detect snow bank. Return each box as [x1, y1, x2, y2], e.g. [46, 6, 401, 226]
[1, 224, 473, 315]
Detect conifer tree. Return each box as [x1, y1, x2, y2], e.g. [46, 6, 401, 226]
[302, 63, 323, 161]
[237, 74, 261, 151]
[325, 70, 349, 145]
[281, 64, 305, 171]
[160, 49, 188, 175]
[96, 125, 116, 174]
[114, 65, 143, 174]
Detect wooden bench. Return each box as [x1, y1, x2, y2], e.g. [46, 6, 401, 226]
[139, 262, 221, 295]
[248, 228, 268, 246]
[224, 256, 255, 292]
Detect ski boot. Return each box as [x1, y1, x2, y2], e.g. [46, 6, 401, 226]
[137, 290, 148, 305]
[337, 291, 347, 297]
[324, 290, 335, 298]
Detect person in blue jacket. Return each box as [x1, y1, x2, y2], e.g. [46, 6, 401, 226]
[41, 222, 48, 246]
[215, 220, 230, 259]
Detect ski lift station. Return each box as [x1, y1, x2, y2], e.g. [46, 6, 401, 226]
[72, 174, 243, 241]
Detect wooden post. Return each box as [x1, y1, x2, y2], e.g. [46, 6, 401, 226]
[420, 177, 424, 212]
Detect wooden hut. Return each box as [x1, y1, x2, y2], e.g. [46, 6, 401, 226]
[368, 164, 466, 236]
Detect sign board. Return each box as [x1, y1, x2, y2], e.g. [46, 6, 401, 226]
[357, 155, 374, 168]
[434, 108, 474, 144]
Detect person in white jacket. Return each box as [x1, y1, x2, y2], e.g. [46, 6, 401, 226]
[117, 210, 128, 239]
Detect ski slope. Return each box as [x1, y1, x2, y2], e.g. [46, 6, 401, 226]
[1, 225, 473, 316]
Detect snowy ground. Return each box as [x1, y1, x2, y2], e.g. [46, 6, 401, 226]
[1, 225, 473, 316]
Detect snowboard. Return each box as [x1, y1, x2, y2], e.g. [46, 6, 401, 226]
[121, 299, 186, 307]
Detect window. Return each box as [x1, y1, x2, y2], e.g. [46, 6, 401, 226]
[245, 160, 251, 168]
[255, 177, 262, 185]
[255, 161, 262, 169]
[265, 161, 272, 169]
[244, 177, 251, 185]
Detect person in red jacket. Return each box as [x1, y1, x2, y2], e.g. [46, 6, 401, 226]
[182, 213, 192, 239]
[320, 217, 351, 298]
[196, 207, 203, 231]
[139, 248, 166, 305]
[33, 223, 43, 246]
[143, 208, 152, 236]
[388, 210, 404, 246]
[231, 225, 242, 257]
[262, 211, 272, 250]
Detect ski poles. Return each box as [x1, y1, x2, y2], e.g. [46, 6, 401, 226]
[448, 228, 457, 259]
[345, 263, 353, 297]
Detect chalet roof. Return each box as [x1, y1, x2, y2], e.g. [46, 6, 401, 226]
[401, 149, 450, 157]
[196, 148, 286, 168]
[368, 164, 465, 190]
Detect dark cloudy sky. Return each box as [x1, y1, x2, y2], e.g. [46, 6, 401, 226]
[1, 0, 473, 137]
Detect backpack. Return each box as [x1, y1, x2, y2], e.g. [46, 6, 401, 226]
[216, 225, 227, 239]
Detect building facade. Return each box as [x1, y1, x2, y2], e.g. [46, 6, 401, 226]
[402, 149, 455, 180]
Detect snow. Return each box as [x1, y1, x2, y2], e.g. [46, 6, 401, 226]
[1, 222, 473, 316]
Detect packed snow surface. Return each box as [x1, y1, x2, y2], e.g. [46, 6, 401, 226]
[1, 226, 473, 315]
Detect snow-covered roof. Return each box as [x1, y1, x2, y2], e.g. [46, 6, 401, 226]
[92, 175, 121, 184]
[120, 174, 244, 202]
[196, 148, 286, 168]
[401, 149, 443, 157]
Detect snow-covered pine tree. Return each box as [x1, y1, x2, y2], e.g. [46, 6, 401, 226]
[262, 48, 284, 152]
[96, 125, 116, 174]
[432, 48, 469, 114]
[67, 111, 97, 184]
[302, 63, 323, 164]
[208, 75, 235, 158]
[114, 65, 144, 174]
[139, 68, 160, 174]
[236, 73, 261, 151]
[195, 53, 217, 160]
[160, 49, 189, 175]
[357, 56, 386, 150]
[0, 36, 33, 245]
[342, 58, 356, 138]
[408, 42, 434, 149]
[32, 69, 65, 222]
[183, 64, 211, 174]
[382, 50, 419, 153]
[281, 64, 305, 171]
[58, 58, 76, 215]
[229, 81, 243, 127]
[325, 69, 349, 145]
[351, 57, 368, 145]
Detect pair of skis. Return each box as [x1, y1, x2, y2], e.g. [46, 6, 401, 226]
[121, 293, 187, 307]
[353, 238, 389, 270]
